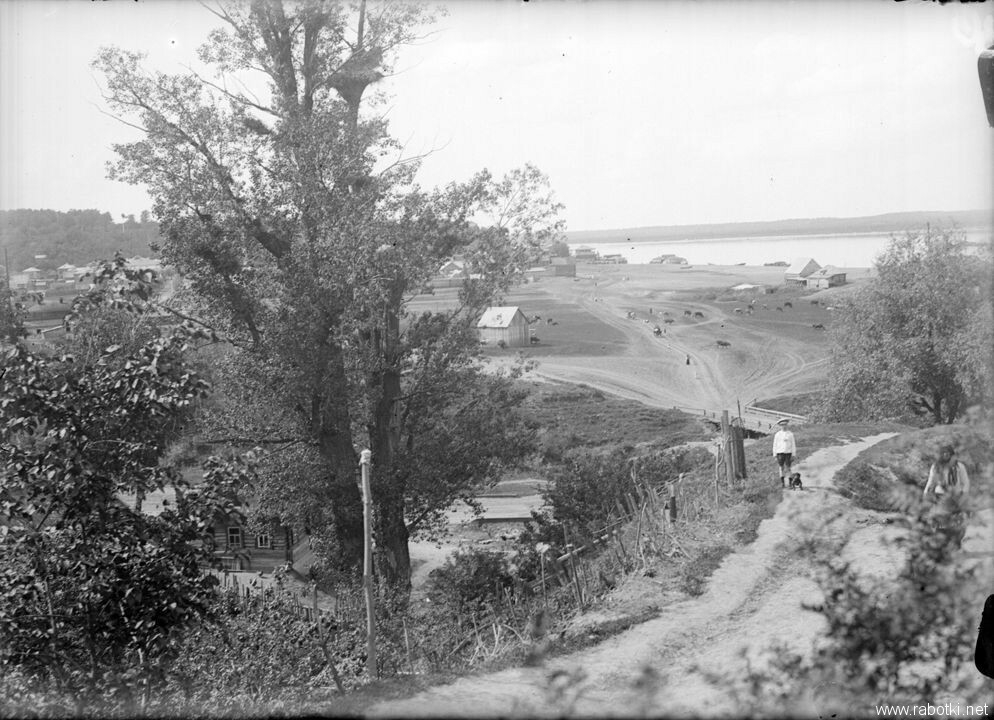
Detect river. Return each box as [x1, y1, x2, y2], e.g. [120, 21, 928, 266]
[568, 229, 992, 268]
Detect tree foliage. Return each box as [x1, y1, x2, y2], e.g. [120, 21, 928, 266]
[0, 321, 250, 713]
[819, 228, 992, 425]
[93, 0, 564, 587]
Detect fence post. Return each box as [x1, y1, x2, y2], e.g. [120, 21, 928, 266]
[359, 449, 378, 679]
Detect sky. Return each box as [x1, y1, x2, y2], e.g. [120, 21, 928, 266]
[1, 0, 992, 232]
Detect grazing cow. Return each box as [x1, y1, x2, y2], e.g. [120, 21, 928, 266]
[784, 301, 793, 309]
[530, 336, 540, 344]
[662, 311, 671, 316]
[627, 311, 636, 319]
[810, 299, 819, 305]
[684, 310, 692, 317]
[652, 325, 662, 336]
[826, 306, 834, 311]
[546, 318, 553, 324]
[776, 306, 783, 312]
[664, 317, 674, 324]
[733, 308, 742, 314]
[551, 321, 559, 326]
[750, 299, 756, 305]
[694, 311, 705, 319]
[812, 323, 825, 330]
[716, 340, 731, 348]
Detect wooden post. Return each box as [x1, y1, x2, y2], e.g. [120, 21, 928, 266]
[721, 411, 736, 486]
[359, 449, 377, 678]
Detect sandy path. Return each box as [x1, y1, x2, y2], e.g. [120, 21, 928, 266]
[367, 433, 898, 718]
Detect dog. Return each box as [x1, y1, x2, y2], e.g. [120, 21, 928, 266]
[788, 472, 803, 491]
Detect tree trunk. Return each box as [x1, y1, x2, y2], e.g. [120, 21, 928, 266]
[376, 491, 411, 594]
[370, 299, 411, 589]
[315, 346, 364, 571]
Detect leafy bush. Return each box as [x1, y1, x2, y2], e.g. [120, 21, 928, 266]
[425, 548, 518, 619]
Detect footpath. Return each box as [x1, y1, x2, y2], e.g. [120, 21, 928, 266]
[367, 433, 906, 718]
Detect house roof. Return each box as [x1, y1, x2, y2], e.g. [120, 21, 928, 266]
[785, 257, 821, 276]
[477, 306, 523, 329]
[22, 266, 41, 273]
[57, 263, 75, 270]
[810, 265, 844, 277]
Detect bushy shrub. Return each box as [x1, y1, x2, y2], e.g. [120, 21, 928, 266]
[425, 548, 518, 619]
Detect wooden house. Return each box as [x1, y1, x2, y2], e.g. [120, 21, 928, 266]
[805, 265, 847, 289]
[210, 519, 295, 572]
[121, 485, 296, 573]
[784, 257, 821, 286]
[477, 306, 530, 347]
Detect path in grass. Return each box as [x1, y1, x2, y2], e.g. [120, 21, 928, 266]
[366, 433, 899, 718]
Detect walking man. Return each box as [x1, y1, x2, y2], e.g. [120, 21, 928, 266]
[772, 418, 795, 488]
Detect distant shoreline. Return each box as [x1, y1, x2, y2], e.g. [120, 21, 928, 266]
[565, 210, 993, 245]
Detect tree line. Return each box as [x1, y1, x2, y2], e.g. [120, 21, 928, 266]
[0, 209, 158, 271]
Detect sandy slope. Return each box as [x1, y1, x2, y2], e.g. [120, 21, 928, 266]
[367, 433, 904, 718]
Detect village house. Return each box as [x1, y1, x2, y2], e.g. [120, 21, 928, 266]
[600, 253, 627, 265]
[805, 265, 847, 289]
[784, 257, 821, 287]
[477, 306, 530, 347]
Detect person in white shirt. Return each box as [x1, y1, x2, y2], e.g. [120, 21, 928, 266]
[772, 418, 796, 488]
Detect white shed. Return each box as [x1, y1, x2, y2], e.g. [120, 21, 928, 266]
[477, 306, 530, 347]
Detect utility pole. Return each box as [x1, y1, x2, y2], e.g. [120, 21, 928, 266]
[359, 449, 377, 678]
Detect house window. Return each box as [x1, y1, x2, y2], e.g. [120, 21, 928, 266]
[255, 533, 272, 549]
[227, 527, 243, 549]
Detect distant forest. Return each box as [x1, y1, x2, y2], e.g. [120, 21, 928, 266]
[0, 209, 158, 272]
[567, 209, 994, 245]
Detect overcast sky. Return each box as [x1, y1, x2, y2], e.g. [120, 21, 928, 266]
[1, 0, 992, 232]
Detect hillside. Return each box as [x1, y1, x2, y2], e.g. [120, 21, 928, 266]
[566, 209, 993, 244]
[0, 209, 158, 271]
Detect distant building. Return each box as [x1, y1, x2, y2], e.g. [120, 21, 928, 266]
[549, 256, 576, 277]
[477, 306, 530, 347]
[573, 246, 599, 262]
[56, 263, 76, 281]
[601, 253, 627, 264]
[438, 258, 468, 279]
[663, 256, 688, 265]
[805, 265, 847, 289]
[784, 257, 821, 286]
[650, 254, 676, 264]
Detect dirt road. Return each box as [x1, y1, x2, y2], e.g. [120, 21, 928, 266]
[499, 269, 833, 417]
[368, 433, 900, 718]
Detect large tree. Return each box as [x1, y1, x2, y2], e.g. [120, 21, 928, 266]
[820, 228, 992, 425]
[93, 0, 563, 587]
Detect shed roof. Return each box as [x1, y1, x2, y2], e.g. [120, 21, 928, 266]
[785, 257, 821, 276]
[477, 306, 523, 329]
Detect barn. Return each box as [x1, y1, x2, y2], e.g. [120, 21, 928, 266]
[784, 257, 821, 286]
[477, 306, 530, 347]
[805, 265, 847, 289]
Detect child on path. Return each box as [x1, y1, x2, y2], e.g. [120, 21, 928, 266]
[772, 418, 795, 488]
